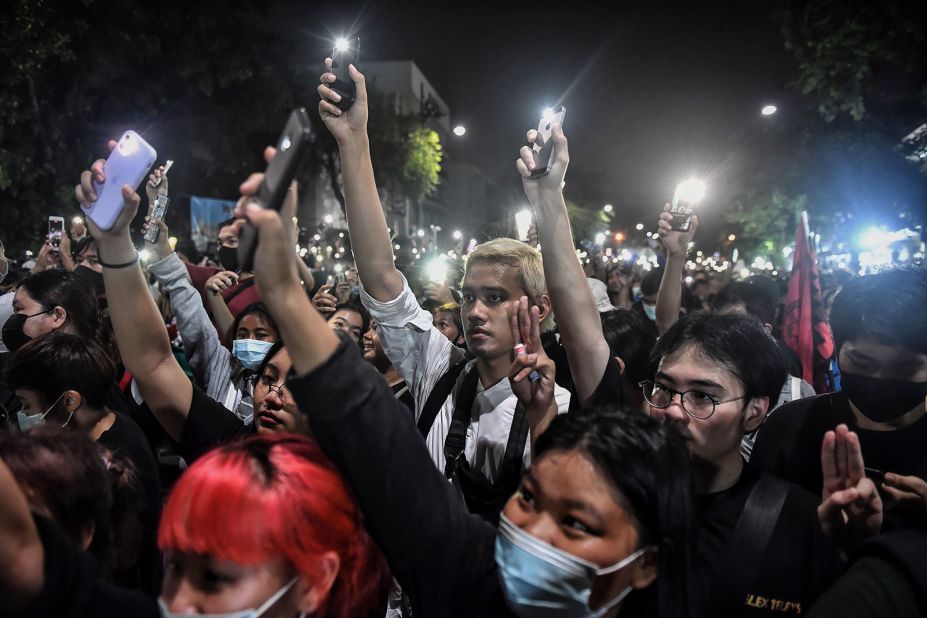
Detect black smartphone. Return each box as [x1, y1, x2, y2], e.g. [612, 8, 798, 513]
[530, 106, 566, 178]
[331, 37, 360, 111]
[237, 108, 315, 272]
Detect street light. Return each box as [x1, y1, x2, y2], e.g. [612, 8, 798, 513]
[761, 104, 777, 116]
[453, 125, 466, 137]
[635, 223, 644, 231]
[728, 234, 737, 242]
[452, 230, 463, 240]
[603, 204, 614, 214]
[323, 214, 333, 225]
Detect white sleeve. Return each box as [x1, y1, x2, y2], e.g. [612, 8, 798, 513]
[359, 272, 467, 421]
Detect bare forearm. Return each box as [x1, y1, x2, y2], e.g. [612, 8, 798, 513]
[656, 253, 686, 336]
[207, 292, 234, 339]
[295, 258, 315, 293]
[339, 138, 403, 301]
[534, 194, 610, 403]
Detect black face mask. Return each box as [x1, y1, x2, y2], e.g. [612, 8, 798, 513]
[841, 372, 927, 422]
[217, 246, 240, 272]
[2, 310, 50, 353]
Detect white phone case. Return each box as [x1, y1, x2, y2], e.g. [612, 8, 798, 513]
[83, 131, 157, 230]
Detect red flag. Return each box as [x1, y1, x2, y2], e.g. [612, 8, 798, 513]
[782, 212, 835, 392]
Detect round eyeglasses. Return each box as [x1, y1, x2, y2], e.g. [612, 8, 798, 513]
[638, 380, 745, 420]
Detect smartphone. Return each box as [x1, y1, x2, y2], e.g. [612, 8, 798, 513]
[47, 216, 65, 250]
[84, 131, 157, 230]
[669, 179, 706, 232]
[144, 195, 170, 243]
[237, 108, 316, 272]
[530, 106, 566, 178]
[152, 159, 173, 187]
[330, 37, 360, 111]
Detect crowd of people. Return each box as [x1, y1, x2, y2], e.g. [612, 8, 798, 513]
[0, 59, 925, 618]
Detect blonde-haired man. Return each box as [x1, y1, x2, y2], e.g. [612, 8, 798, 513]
[317, 62, 570, 523]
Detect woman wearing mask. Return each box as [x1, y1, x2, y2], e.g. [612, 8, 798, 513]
[1, 268, 113, 356]
[143, 208, 279, 423]
[0, 433, 391, 618]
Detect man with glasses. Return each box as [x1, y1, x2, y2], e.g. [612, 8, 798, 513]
[644, 311, 841, 617]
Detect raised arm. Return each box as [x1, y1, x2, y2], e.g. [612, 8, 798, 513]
[516, 126, 609, 406]
[75, 144, 192, 442]
[318, 60, 403, 302]
[0, 458, 43, 613]
[655, 209, 698, 336]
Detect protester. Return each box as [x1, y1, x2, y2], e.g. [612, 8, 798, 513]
[318, 60, 570, 523]
[432, 301, 465, 347]
[751, 267, 927, 531]
[230, 191, 696, 617]
[3, 332, 162, 593]
[632, 268, 661, 339]
[363, 319, 415, 412]
[644, 311, 844, 615]
[143, 186, 279, 423]
[0, 425, 146, 585]
[327, 299, 370, 346]
[606, 264, 633, 310]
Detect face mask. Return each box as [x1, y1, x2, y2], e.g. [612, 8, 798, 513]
[840, 372, 927, 422]
[218, 246, 240, 273]
[158, 576, 300, 618]
[16, 392, 71, 432]
[233, 339, 275, 371]
[495, 513, 650, 618]
[642, 302, 657, 322]
[2, 309, 52, 353]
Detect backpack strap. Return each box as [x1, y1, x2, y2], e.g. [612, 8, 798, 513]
[416, 360, 468, 438]
[719, 474, 790, 609]
[443, 367, 481, 479]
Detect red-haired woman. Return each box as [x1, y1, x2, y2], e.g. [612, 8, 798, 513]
[0, 433, 390, 617]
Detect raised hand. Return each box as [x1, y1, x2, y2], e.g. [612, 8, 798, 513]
[818, 424, 883, 554]
[313, 284, 338, 315]
[516, 124, 570, 208]
[74, 140, 142, 243]
[205, 271, 240, 296]
[508, 296, 556, 423]
[318, 59, 368, 145]
[424, 281, 454, 305]
[657, 208, 699, 257]
[141, 211, 173, 261]
[145, 165, 169, 204]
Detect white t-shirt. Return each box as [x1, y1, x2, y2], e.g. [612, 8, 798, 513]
[360, 273, 571, 481]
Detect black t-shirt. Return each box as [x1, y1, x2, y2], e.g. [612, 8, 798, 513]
[750, 392, 927, 531]
[693, 464, 841, 616]
[26, 514, 159, 618]
[568, 358, 627, 414]
[177, 384, 251, 463]
[97, 412, 162, 595]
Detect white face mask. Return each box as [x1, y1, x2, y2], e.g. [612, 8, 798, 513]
[16, 392, 73, 432]
[158, 576, 301, 618]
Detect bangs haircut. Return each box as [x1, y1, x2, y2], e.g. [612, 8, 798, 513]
[159, 434, 390, 618]
[464, 237, 554, 332]
[829, 267, 927, 355]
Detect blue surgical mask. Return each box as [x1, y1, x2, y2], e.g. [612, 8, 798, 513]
[495, 513, 650, 618]
[642, 302, 657, 322]
[232, 339, 275, 371]
[16, 392, 72, 432]
[158, 576, 301, 618]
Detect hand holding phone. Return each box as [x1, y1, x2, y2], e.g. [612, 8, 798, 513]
[47, 216, 65, 251]
[669, 179, 706, 232]
[83, 131, 157, 231]
[529, 106, 566, 178]
[237, 108, 315, 272]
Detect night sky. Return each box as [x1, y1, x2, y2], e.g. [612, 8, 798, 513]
[274, 0, 798, 235]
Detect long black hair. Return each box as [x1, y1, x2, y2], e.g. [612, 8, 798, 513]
[226, 302, 279, 349]
[535, 410, 694, 618]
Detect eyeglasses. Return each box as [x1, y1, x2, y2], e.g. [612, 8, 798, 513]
[256, 374, 289, 398]
[638, 380, 745, 420]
